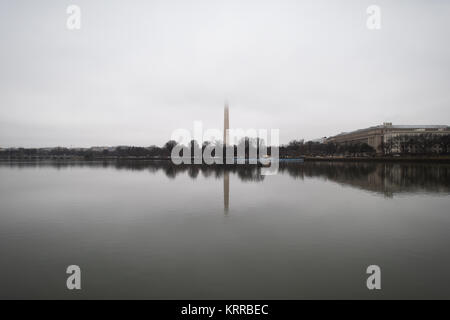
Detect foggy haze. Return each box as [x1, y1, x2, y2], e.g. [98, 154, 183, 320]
[0, 0, 449, 147]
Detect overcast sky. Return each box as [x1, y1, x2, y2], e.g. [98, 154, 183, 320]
[0, 0, 449, 147]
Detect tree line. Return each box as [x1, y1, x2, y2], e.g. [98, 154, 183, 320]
[280, 140, 375, 157]
[1, 133, 449, 159]
[0, 138, 375, 159]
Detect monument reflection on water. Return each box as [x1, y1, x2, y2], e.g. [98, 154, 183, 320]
[224, 171, 229, 213]
[1, 160, 450, 299]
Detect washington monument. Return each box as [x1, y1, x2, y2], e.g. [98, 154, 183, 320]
[224, 103, 229, 146]
[223, 103, 230, 213]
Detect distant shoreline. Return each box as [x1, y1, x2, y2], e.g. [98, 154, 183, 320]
[302, 156, 450, 163]
[1, 155, 450, 163]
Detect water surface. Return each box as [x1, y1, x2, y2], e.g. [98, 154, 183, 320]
[0, 161, 449, 299]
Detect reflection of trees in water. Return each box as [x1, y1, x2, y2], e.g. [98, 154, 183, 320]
[279, 161, 450, 196]
[382, 163, 450, 194]
[0, 160, 264, 183]
[2, 160, 450, 196]
[122, 161, 266, 183]
[279, 162, 378, 181]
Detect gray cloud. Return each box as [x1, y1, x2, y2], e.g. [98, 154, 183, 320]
[0, 0, 449, 147]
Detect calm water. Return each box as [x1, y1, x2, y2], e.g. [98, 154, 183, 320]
[1, 160, 450, 299]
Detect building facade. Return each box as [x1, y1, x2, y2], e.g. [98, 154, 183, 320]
[326, 123, 450, 154]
